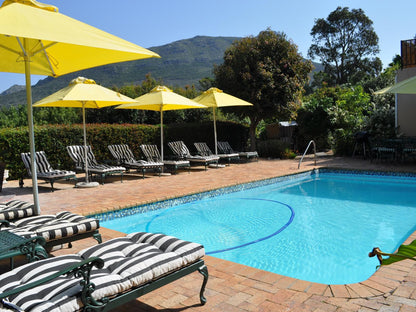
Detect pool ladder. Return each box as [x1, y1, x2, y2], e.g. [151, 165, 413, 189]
[298, 140, 317, 169]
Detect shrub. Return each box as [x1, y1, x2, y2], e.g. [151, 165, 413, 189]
[257, 139, 291, 158]
[0, 121, 249, 179]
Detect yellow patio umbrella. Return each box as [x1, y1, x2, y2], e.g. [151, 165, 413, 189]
[193, 87, 253, 154]
[0, 0, 159, 213]
[116, 86, 206, 162]
[374, 75, 416, 94]
[33, 77, 137, 187]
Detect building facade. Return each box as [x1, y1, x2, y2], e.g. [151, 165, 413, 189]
[396, 39, 416, 136]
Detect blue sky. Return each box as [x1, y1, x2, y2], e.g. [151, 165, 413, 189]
[0, 0, 414, 93]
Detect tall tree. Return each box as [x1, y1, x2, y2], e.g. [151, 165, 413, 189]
[214, 29, 312, 150]
[308, 7, 381, 86]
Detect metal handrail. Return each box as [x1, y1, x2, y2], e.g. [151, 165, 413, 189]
[298, 140, 316, 169]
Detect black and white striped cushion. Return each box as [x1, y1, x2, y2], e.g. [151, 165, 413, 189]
[108, 145, 163, 170]
[66, 145, 98, 168]
[108, 144, 135, 163]
[0, 233, 204, 311]
[21, 152, 76, 181]
[0, 200, 35, 221]
[0, 255, 83, 311]
[67, 145, 125, 173]
[7, 212, 99, 242]
[168, 141, 190, 158]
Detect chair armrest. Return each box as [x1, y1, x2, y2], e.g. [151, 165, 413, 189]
[0, 257, 106, 309]
[0, 234, 47, 263]
[0, 220, 9, 230]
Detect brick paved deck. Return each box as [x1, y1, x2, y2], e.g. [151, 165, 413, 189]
[1, 155, 416, 311]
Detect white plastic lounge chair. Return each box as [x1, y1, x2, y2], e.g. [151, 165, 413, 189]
[67, 145, 125, 184]
[108, 144, 163, 178]
[21, 151, 77, 191]
[168, 141, 219, 170]
[194, 142, 239, 166]
[217, 141, 259, 162]
[140, 144, 190, 173]
[0, 200, 101, 250]
[0, 232, 208, 312]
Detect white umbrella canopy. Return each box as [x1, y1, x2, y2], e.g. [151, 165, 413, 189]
[375, 75, 416, 94]
[116, 86, 207, 161]
[0, 0, 159, 213]
[193, 87, 253, 154]
[33, 77, 138, 187]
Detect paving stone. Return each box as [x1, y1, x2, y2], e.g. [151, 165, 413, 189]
[3, 157, 416, 312]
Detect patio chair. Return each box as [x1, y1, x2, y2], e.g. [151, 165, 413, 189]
[21, 151, 77, 191]
[0, 200, 101, 250]
[108, 144, 163, 178]
[370, 138, 397, 162]
[401, 137, 416, 162]
[0, 232, 208, 312]
[217, 141, 259, 162]
[67, 145, 125, 184]
[168, 141, 219, 170]
[0, 200, 35, 221]
[194, 142, 239, 166]
[140, 144, 190, 173]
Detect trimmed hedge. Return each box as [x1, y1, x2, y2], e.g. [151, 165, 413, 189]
[0, 121, 249, 179]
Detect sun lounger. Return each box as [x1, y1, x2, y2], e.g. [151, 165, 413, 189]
[0, 231, 47, 269]
[67, 145, 125, 184]
[0, 232, 208, 312]
[0, 200, 35, 221]
[21, 151, 77, 191]
[168, 141, 219, 170]
[194, 142, 239, 166]
[108, 144, 163, 178]
[140, 144, 190, 173]
[0, 200, 101, 250]
[217, 141, 259, 162]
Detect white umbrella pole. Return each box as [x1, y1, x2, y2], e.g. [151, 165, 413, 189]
[160, 109, 164, 162]
[82, 104, 89, 183]
[76, 104, 98, 188]
[24, 39, 40, 215]
[213, 107, 218, 155]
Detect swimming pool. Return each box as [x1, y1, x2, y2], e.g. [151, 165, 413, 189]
[97, 169, 416, 285]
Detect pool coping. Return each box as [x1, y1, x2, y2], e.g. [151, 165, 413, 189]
[91, 167, 416, 299]
[91, 167, 416, 222]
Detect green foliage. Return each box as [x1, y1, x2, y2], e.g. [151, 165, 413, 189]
[214, 29, 313, 150]
[308, 7, 381, 86]
[0, 121, 249, 179]
[298, 85, 371, 155]
[257, 139, 291, 158]
[0, 105, 80, 128]
[296, 106, 331, 152]
[166, 121, 250, 153]
[363, 101, 395, 138]
[0, 124, 158, 179]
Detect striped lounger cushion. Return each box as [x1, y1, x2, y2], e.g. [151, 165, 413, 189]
[0, 232, 205, 312]
[0, 200, 35, 221]
[6, 212, 99, 242]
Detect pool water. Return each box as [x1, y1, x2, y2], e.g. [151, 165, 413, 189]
[100, 171, 416, 285]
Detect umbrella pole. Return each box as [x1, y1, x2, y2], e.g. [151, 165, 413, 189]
[76, 104, 98, 188]
[82, 104, 89, 183]
[160, 109, 164, 162]
[213, 107, 218, 155]
[24, 39, 40, 215]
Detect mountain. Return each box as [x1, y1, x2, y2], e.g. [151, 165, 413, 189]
[0, 35, 322, 108]
[0, 36, 240, 108]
